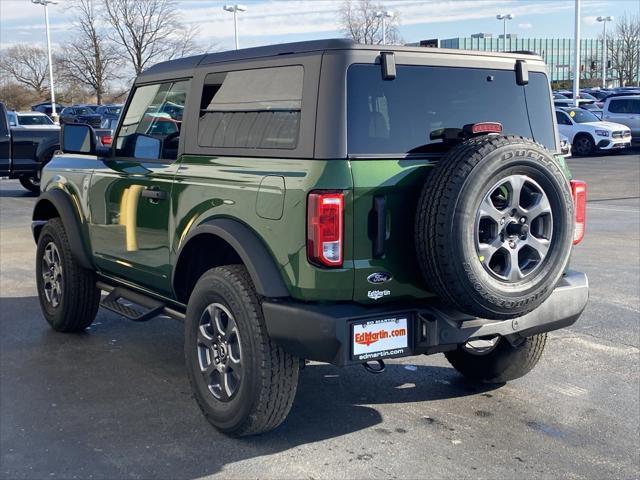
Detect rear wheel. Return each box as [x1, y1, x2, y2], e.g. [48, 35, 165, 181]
[445, 334, 547, 383]
[185, 265, 299, 436]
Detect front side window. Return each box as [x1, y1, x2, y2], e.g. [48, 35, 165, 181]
[115, 80, 188, 160]
[198, 65, 303, 150]
[555, 111, 571, 125]
[347, 65, 556, 155]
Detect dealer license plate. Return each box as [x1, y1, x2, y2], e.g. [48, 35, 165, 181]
[351, 317, 409, 361]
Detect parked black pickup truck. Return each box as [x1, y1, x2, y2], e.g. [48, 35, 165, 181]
[0, 102, 60, 193]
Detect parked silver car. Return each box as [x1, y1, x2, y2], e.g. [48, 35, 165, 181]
[602, 96, 640, 145]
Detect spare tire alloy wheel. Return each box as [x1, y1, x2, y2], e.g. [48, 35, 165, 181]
[197, 303, 243, 401]
[476, 175, 553, 282]
[415, 135, 574, 320]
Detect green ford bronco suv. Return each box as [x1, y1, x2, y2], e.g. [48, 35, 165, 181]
[32, 39, 589, 436]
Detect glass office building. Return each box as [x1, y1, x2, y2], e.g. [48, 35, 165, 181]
[439, 36, 616, 84]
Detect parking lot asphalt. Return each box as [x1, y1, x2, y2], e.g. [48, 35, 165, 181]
[1, 151, 639, 480]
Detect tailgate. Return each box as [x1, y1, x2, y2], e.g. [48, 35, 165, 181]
[350, 158, 435, 304]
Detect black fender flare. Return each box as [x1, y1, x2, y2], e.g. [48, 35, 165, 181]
[174, 218, 290, 298]
[32, 189, 94, 270]
[35, 135, 60, 164]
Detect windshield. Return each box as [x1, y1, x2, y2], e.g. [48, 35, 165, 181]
[17, 114, 53, 126]
[7, 112, 17, 126]
[75, 107, 93, 115]
[347, 65, 556, 155]
[565, 108, 600, 123]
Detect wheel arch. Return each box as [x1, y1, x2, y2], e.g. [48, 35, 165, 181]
[32, 189, 93, 270]
[172, 218, 290, 304]
[573, 131, 595, 143]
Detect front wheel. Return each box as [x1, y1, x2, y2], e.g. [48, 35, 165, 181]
[573, 135, 595, 156]
[185, 265, 299, 436]
[36, 218, 101, 332]
[444, 333, 547, 383]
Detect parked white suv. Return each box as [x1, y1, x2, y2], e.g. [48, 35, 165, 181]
[602, 96, 640, 145]
[555, 107, 631, 156]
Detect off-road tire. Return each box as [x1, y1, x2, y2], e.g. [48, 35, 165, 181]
[36, 218, 100, 332]
[185, 265, 299, 436]
[415, 135, 574, 320]
[445, 333, 547, 383]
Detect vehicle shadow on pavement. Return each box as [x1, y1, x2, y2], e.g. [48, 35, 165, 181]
[0, 186, 35, 197]
[0, 296, 498, 479]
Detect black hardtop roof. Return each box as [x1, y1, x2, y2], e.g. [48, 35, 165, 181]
[136, 38, 541, 84]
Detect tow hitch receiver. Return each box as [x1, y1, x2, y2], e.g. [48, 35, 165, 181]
[363, 359, 385, 374]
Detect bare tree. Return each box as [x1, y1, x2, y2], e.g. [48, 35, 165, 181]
[59, 0, 121, 104]
[340, 0, 402, 45]
[0, 82, 43, 111]
[0, 45, 51, 95]
[104, 0, 200, 76]
[606, 14, 640, 86]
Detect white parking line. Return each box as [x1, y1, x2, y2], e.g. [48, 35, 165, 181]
[588, 206, 640, 213]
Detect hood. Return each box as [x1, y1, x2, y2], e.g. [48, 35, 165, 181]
[582, 121, 630, 131]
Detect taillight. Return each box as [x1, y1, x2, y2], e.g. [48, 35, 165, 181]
[101, 135, 112, 146]
[307, 191, 344, 267]
[571, 180, 587, 245]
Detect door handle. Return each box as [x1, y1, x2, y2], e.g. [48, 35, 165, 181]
[141, 187, 167, 201]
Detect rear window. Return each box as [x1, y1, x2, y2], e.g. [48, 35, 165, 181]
[347, 64, 556, 155]
[198, 65, 303, 150]
[17, 114, 53, 126]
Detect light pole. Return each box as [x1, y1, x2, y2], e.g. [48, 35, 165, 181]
[32, 0, 58, 123]
[496, 13, 514, 51]
[572, 0, 581, 106]
[223, 4, 247, 50]
[597, 16, 614, 88]
[375, 10, 394, 45]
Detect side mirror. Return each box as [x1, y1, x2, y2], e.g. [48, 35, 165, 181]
[133, 134, 161, 160]
[62, 123, 96, 155]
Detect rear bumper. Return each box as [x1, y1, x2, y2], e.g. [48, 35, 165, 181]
[262, 270, 588, 366]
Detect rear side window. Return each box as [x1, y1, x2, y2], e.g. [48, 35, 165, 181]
[609, 99, 640, 114]
[198, 65, 303, 150]
[347, 65, 556, 155]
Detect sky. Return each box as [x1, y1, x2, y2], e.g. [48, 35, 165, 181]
[1, 0, 639, 53]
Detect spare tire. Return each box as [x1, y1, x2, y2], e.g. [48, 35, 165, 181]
[415, 135, 574, 320]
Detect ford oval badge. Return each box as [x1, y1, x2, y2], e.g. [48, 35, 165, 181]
[367, 272, 392, 284]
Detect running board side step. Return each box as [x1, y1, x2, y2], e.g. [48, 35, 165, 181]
[97, 281, 185, 322]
